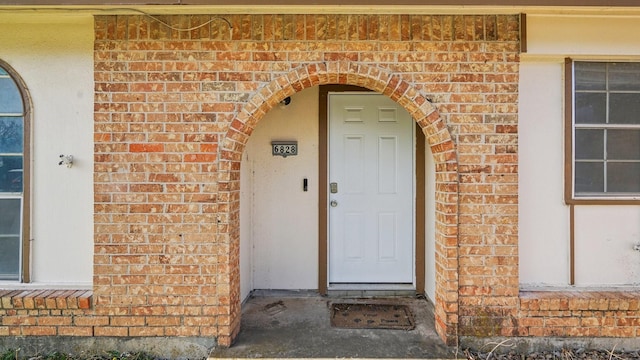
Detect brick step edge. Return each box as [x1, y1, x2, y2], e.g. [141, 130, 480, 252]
[0, 289, 92, 310]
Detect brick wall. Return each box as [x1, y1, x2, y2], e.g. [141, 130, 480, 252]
[0, 290, 93, 336]
[1, 12, 558, 346]
[519, 290, 640, 337]
[1, 12, 636, 348]
[91, 13, 519, 346]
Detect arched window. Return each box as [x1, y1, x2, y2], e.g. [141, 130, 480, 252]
[0, 61, 29, 282]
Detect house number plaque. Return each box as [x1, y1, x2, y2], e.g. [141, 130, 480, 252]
[271, 141, 298, 157]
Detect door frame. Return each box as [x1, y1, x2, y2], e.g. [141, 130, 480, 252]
[318, 84, 426, 295]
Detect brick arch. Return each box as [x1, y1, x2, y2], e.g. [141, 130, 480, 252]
[218, 61, 460, 346]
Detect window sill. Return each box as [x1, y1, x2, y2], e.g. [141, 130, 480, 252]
[565, 197, 640, 205]
[0, 289, 92, 310]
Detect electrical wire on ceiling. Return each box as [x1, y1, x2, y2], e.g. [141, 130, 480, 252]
[0, 7, 233, 33]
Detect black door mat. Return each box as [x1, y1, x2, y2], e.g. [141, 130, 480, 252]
[330, 303, 415, 330]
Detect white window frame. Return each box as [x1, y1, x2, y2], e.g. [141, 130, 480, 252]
[565, 59, 640, 204]
[0, 60, 30, 282]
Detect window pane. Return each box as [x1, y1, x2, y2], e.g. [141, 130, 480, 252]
[575, 92, 606, 124]
[575, 162, 604, 193]
[0, 117, 24, 153]
[0, 198, 21, 280]
[607, 163, 640, 193]
[0, 156, 23, 192]
[575, 62, 606, 91]
[0, 236, 20, 281]
[609, 63, 640, 91]
[608, 129, 640, 160]
[575, 129, 604, 160]
[610, 93, 640, 125]
[0, 68, 7, 75]
[0, 198, 21, 234]
[0, 77, 23, 114]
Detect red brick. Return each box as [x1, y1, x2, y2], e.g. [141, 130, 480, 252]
[110, 316, 145, 327]
[129, 327, 165, 336]
[58, 327, 94, 336]
[94, 327, 129, 336]
[129, 143, 164, 152]
[2, 315, 36, 326]
[21, 326, 57, 336]
[184, 153, 217, 162]
[74, 316, 110, 326]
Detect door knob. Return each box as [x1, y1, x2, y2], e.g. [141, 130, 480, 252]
[330, 200, 338, 207]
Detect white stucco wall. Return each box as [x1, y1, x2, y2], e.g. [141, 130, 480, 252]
[0, 14, 94, 287]
[519, 60, 571, 286]
[526, 15, 640, 57]
[240, 87, 319, 292]
[574, 206, 640, 286]
[519, 15, 640, 287]
[240, 149, 254, 301]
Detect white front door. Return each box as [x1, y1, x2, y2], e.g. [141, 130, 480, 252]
[328, 93, 414, 284]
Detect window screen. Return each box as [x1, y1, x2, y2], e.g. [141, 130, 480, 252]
[572, 62, 640, 198]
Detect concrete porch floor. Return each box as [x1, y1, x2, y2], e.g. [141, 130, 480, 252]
[208, 291, 457, 359]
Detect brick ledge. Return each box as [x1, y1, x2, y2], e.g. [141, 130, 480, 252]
[0, 289, 92, 310]
[521, 288, 640, 298]
[520, 289, 640, 311]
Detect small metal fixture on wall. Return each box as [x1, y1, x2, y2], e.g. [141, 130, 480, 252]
[58, 154, 73, 168]
[280, 96, 291, 106]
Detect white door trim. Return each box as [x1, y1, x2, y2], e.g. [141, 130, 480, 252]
[327, 92, 416, 289]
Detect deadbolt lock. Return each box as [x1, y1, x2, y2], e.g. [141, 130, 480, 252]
[330, 182, 338, 194]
